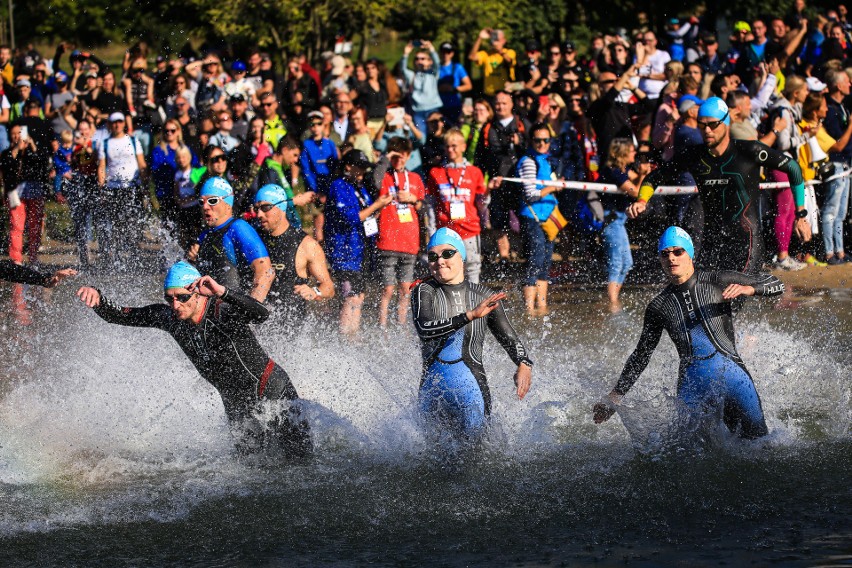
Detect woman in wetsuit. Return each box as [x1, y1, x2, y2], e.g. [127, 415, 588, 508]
[411, 228, 533, 439]
[594, 227, 785, 439]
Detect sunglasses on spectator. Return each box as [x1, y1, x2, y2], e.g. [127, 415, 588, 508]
[210, 155, 228, 164]
[164, 292, 195, 304]
[219, 115, 232, 121]
[428, 249, 459, 262]
[533, 137, 551, 144]
[201, 195, 231, 206]
[697, 113, 728, 130]
[132, 68, 145, 74]
[253, 200, 288, 213]
[550, 51, 561, 56]
[659, 248, 687, 258]
[164, 128, 178, 133]
[261, 102, 275, 107]
[310, 121, 323, 127]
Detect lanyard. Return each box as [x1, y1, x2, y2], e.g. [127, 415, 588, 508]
[443, 162, 467, 196]
[354, 183, 372, 209]
[391, 170, 410, 195]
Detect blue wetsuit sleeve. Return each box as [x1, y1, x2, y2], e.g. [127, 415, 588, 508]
[486, 303, 533, 367]
[614, 304, 665, 396]
[227, 220, 269, 265]
[92, 294, 173, 330]
[708, 270, 785, 297]
[218, 288, 270, 324]
[300, 147, 317, 192]
[411, 283, 471, 339]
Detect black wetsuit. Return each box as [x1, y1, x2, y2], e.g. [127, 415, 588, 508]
[616, 270, 784, 438]
[641, 140, 805, 273]
[411, 278, 532, 435]
[0, 261, 52, 286]
[93, 288, 311, 456]
[256, 223, 311, 321]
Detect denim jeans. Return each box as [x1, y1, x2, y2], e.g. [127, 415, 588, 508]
[521, 215, 554, 286]
[602, 210, 633, 284]
[820, 162, 850, 255]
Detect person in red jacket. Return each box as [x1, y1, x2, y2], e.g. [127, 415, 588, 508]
[376, 136, 425, 328]
[427, 128, 488, 283]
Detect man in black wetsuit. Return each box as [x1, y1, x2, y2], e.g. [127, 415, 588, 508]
[252, 184, 334, 323]
[593, 227, 784, 439]
[76, 261, 311, 456]
[628, 97, 811, 273]
[411, 228, 533, 438]
[0, 261, 76, 287]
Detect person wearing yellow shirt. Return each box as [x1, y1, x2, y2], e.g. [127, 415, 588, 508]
[468, 29, 517, 97]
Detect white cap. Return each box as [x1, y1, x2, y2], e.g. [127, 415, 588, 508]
[806, 77, 827, 92]
[108, 112, 125, 122]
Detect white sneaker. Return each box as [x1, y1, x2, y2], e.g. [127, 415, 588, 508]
[776, 256, 806, 271]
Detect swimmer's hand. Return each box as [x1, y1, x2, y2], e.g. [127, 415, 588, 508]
[186, 243, 200, 262]
[187, 275, 226, 298]
[593, 391, 623, 424]
[466, 292, 507, 320]
[76, 286, 101, 308]
[514, 362, 532, 400]
[46, 268, 78, 288]
[721, 284, 755, 300]
[627, 200, 647, 219]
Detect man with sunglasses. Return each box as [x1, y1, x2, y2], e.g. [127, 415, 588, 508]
[192, 177, 274, 302]
[412, 228, 532, 442]
[629, 97, 811, 274]
[252, 184, 334, 324]
[76, 261, 311, 457]
[257, 91, 287, 149]
[593, 227, 784, 439]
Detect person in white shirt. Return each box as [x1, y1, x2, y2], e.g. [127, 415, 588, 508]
[637, 32, 671, 100]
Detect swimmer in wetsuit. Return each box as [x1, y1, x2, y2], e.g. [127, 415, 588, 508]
[251, 184, 334, 324]
[593, 227, 785, 439]
[411, 228, 533, 438]
[628, 97, 812, 273]
[76, 261, 311, 456]
[0, 261, 76, 287]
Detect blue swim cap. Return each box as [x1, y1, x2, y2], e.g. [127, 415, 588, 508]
[200, 177, 234, 206]
[427, 228, 466, 262]
[697, 97, 730, 126]
[164, 261, 201, 290]
[254, 184, 290, 212]
[658, 226, 695, 259]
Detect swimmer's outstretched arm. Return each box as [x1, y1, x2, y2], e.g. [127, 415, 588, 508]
[707, 270, 785, 300]
[594, 305, 665, 424]
[411, 284, 505, 340]
[486, 302, 534, 400]
[76, 286, 172, 330]
[0, 261, 77, 288]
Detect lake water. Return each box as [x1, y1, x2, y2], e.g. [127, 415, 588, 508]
[0, 274, 849, 566]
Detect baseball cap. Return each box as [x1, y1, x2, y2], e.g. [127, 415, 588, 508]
[108, 112, 125, 122]
[734, 21, 752, 33]
[806, 76, 828, 91]
[563, 41, 576, 53]
[440, 42, 455, 52]
[678, 94, 704, 113]
[525, 40, 541, 53]
[16, 79, 31, 87]
[228, 93, 246, 103]
[341, 149, 373, 170]
[307, 110, 324, 121]
[232, 60, 247, 72]
[54, 70, 69, 83]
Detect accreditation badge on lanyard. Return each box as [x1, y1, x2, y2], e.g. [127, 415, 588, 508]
[445, 165, 467, 220]
[393, 170, 414, 223]
[357, 185, 379, 236]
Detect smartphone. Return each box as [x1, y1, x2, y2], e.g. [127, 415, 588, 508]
[19, 126, 28, 141]
[412, 40, 422, 48]
[490, 30, 501, 43]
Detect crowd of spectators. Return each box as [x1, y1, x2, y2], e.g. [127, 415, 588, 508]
[2, 0, 852, 327]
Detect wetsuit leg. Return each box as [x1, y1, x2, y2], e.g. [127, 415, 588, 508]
[262, 365, 312, 457]
[418, 330, 487, 437]
[721, 364, 768, 439]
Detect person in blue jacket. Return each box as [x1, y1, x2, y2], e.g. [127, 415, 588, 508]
[516, 122, 564, 314]
[324, 150, 392, 335]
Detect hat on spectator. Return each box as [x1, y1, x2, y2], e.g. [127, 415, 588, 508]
[427, 228, 467, 262]
[678, 94, 704, 113]
[229, 93, 246, 103]
[54, 70, 69, 83]
[806, 76, 828, 92]
[163, 261, 201, 291]
[70, 50, 84, 61]
[254, 184, 290, 212]
[16, 79, 30, 87]
[341, 149, 373, 170]
[667, 17, 680, 25]
[525, 40, 541, 53]
[563, 41, 576, 53]
[232, 60, 247, 72]
[330, 55, 346, 76]
[658, 226, 695, 259]
[697, 97, 730, 126]
[200, 177, 235, 206]
[307, 110, 324, 121]
[86, 71, 98, 79]
[440, 42, 455, 52]
[108, 112, 125, 123]
[733, 21, 751, 33]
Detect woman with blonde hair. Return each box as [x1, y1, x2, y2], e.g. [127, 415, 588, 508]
[151, 118, 190, 220]
[597, 138, 650, 312]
